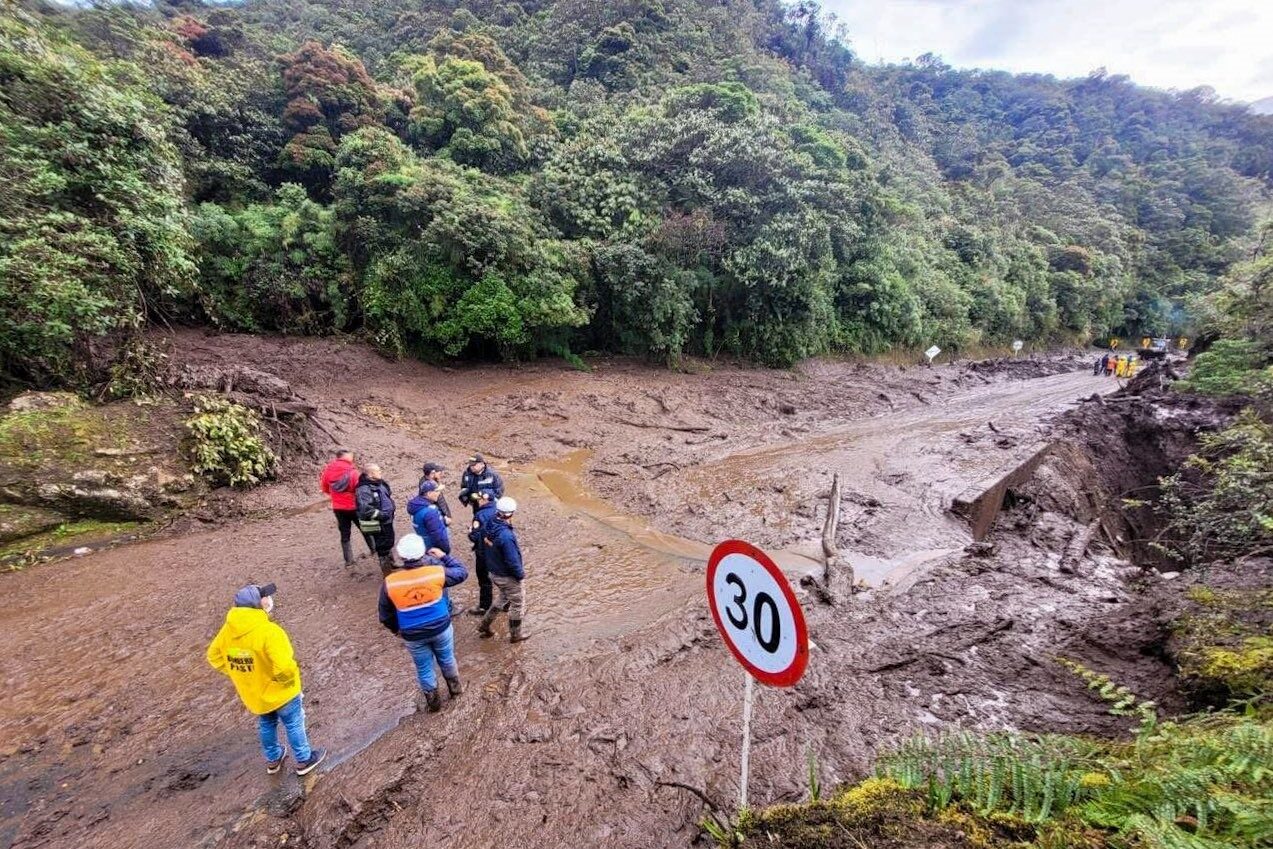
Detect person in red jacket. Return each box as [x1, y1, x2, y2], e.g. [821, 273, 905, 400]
[320, 448, 371, 567]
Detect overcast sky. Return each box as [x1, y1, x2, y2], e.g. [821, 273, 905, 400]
[824, 0, 1273, 104]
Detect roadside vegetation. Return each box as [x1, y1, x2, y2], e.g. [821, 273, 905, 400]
[3, 0, 1271, 386]
[713, 230, 1273, 849]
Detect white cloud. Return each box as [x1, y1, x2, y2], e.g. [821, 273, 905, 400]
[824, 0, 1273, 103]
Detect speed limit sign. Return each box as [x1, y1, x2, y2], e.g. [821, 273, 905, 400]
[707, 539, 809, 687]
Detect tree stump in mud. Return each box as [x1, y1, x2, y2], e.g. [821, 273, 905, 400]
[804, 472, 854, 604]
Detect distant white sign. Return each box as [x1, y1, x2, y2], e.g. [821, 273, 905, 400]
[924, 345, 941, 361]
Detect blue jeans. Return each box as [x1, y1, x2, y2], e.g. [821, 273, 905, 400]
[404, 625, 458, 692]
[257, 694, 312, 763]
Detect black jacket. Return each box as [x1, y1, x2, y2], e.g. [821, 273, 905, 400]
[355, 478, 395, 524]
[458, 466, 504, 510]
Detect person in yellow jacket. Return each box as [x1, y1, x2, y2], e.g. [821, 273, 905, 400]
[206, 583, 326, 776]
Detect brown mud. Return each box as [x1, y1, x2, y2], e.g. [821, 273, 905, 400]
[0, 333, 1190, 849]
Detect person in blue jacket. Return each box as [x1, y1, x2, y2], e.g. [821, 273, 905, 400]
[379, 534, 468, 712]
[407, 480, 450, 554]
[466, 489, 499, 615]
[478, 497, 528, 643]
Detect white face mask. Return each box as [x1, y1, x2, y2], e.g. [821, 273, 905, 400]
[261, 596, 275, 615]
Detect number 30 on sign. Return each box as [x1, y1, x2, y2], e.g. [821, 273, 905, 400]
[707, 539, 809, 687]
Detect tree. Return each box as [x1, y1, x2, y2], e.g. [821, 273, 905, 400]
[278, 40, 383, 193]
[0, 10, 193, 385]
[405, 30, 551, 172]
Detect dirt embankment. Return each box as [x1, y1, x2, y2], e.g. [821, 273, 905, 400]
[1, 333, 1211, 849]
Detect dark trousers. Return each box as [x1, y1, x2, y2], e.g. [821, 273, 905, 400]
[474, 550, 493, 611]
[365, 523, 395, 557]
[335, 509, 375, 552]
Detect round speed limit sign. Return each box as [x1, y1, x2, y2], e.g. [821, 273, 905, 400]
[706, 539, 809, 687]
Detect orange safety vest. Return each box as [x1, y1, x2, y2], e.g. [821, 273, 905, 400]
[385, 564, 446, 610]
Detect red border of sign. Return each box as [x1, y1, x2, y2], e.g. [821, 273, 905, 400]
[706, 539, 809, 687]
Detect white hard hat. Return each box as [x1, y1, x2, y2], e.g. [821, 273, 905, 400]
[495, 496, 518, 515]
[396, 533, 425, 561]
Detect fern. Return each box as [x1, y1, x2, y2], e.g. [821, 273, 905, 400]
[878, 671, 1272, 849]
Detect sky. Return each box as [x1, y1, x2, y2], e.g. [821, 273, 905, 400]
[824, 0, 1273, 105]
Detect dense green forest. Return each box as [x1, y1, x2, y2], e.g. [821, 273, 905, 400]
[3, 0, 1271, 384]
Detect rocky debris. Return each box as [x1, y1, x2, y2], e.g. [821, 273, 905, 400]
[6, 390, 85, 414]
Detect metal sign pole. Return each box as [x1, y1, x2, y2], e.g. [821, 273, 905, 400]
[739, 671, 754, 809]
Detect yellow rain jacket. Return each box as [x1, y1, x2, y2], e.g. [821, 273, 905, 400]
[206, 607, 302, 715]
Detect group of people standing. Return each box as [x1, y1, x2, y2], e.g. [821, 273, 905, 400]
[1093, 352, 1138, 378]
[205, 449, 530, 779]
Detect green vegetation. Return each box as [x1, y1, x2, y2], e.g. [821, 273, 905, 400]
[2, 0, 1270, 384]
[1153, 410, 1273, 566]
[1, 518, 143, 568]
[185, 395, 277, 488]
[722, 661, 1271, 849]
[1175, 586, 1273, 703]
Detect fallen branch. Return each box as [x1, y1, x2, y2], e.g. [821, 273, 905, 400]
[807, 472, 853, 604]
[1060, 519, 1101, 574]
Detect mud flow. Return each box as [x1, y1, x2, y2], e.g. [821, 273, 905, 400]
[1, 337, 1133, 849]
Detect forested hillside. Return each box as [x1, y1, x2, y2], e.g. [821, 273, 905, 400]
[3, 0, 1271, 385]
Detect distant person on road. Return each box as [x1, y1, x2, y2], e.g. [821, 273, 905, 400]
[355, 464, 397, 574]
[407, 480, 451, 554]
[478, 497, 528, 643]
[417, 462, 452, 527]
[1094, 354, 1107, 376]
[458, 454, 504, 513]
[206, 583, 326, 777]
[1105, 355, 1117, 377]
[320, 449, 370, 568]
[467, 489, 499, 616]
[379, 534, 468, 712]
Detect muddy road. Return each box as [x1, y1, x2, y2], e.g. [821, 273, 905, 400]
[0, 335, 1129, 849]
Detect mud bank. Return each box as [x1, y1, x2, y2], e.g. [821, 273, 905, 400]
[1, 334, 1178, 849]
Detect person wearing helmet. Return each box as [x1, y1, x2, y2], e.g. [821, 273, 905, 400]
[478, 496, 528, 642]
[379, 534, 469, 712]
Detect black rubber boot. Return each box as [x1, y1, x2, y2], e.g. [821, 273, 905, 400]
[445, 676, 462, 697]
[341, 539, 355, 567]
[478, 609, 496, 638]
[417, 688, 442, 713]
[509, 620, 528, 643]
[378, 554, 395, 576]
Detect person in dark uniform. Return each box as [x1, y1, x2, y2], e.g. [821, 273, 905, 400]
[458, 453, 504, 514]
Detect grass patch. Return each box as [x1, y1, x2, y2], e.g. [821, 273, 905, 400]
[0, 394, 134, 470]
[1, 518, 144, 569]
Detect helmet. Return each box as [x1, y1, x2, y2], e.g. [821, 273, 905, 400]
[495, 496, 518, 515]
[396, 533, 425, 561]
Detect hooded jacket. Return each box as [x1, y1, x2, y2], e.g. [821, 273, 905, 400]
[355, 477, 395, 524]
[482, 516, 524, 580]
[206, 607, 302, 715]
[320, 457, 360, 512]
[406, 497, 450, 553]
[378, 554, 468, 640]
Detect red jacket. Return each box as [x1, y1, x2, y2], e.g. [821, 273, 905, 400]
[320, 458, 360, 511]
